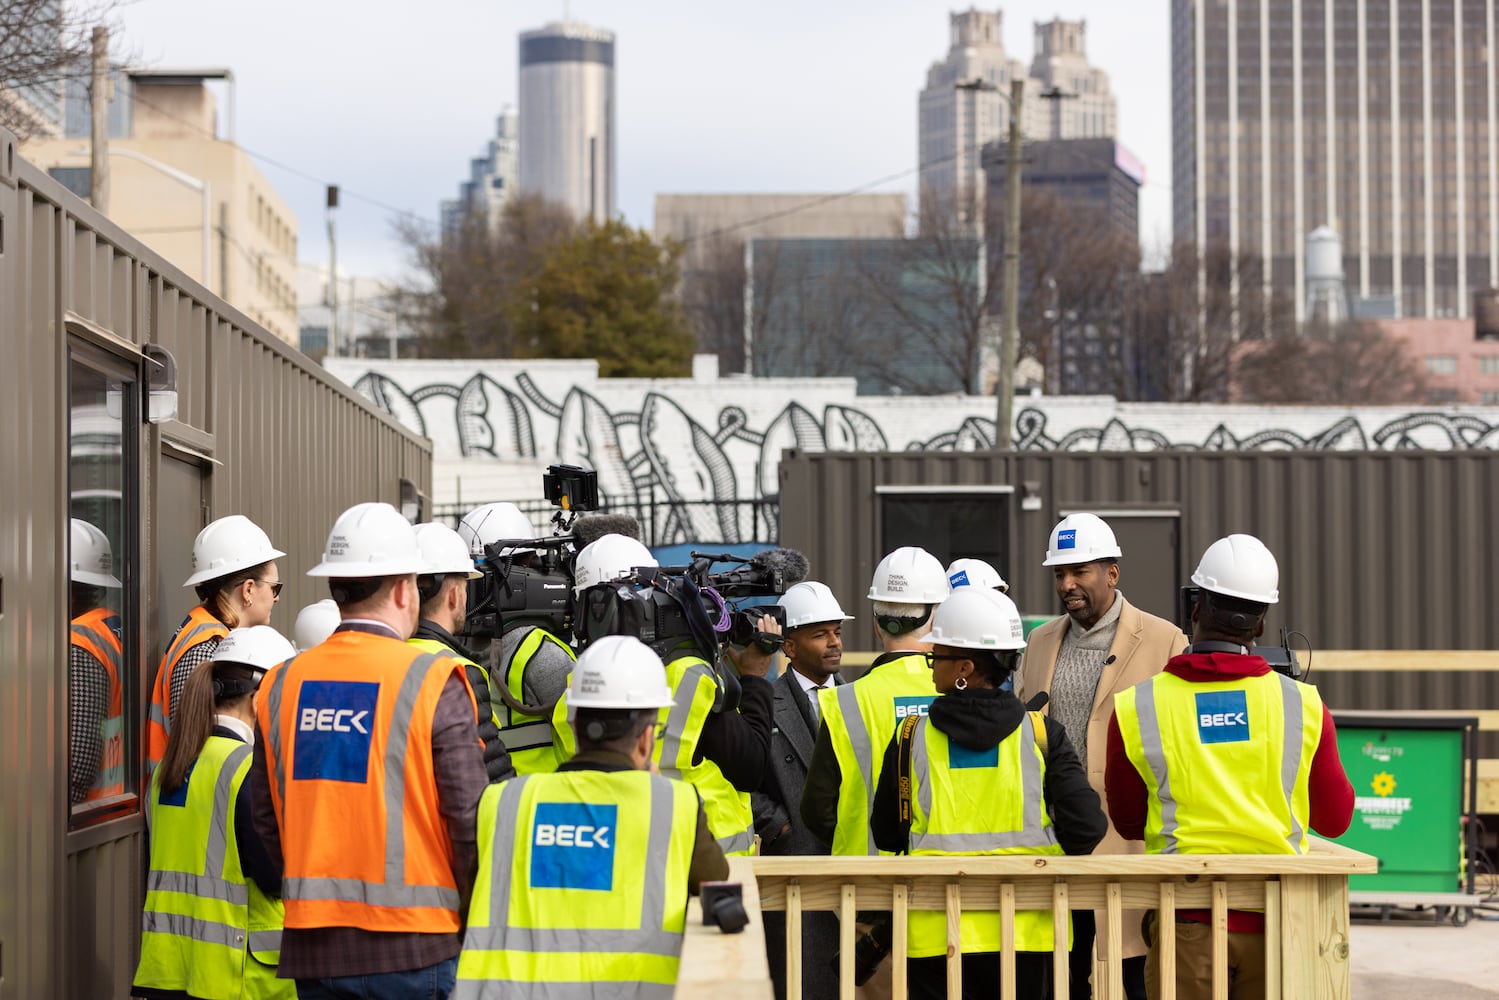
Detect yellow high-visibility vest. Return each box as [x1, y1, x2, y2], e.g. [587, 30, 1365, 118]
[494, 625, 575, 775]
[1113, 670, 1323, 855]
[554, 653, 756, 856]
[454, 769, 698, 999]
[135, 734, 293, 1000]
[906, 712, 1066, 957]
[817, 653, 936, 856]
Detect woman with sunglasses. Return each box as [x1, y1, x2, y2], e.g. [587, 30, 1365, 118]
[870, 587, 1107, 1000]
[135, 626, 297, 1000]
[148, 516, 285, 776]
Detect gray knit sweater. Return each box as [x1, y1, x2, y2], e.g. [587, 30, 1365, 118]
[1048, 592, 1124, 765]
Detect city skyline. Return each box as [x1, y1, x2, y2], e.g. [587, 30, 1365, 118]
[102, 0, 1172, 280]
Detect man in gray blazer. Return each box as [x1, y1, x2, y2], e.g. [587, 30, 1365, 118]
[753, 581, 854, 1000]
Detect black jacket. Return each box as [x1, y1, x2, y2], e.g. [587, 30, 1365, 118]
[870, 687, 1106, 856]
[415, 619, 516, 783]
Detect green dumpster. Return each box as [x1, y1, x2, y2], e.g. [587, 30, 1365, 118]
[1332, 711, 1477, 894]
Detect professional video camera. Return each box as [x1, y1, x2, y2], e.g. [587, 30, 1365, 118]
[462, 465, 601, 642]
[1177, 585, 1312, 680]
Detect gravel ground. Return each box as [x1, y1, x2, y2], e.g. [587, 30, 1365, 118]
[1350, 908, 1499, 998]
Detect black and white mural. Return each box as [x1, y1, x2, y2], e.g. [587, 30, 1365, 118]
[328, 359, 1499, 543]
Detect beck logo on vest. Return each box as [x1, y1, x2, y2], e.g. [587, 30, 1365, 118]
[1194, 690, 1251, 744]
[894, 696, 934, 720]
[530, 802, 617, 891]
[293, 680, 379, 782]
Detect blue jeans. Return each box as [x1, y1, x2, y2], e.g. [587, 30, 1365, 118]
[295, 957, 458, 1000]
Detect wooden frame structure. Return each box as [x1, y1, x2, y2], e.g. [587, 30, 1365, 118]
[679, 840, 1375, 1000]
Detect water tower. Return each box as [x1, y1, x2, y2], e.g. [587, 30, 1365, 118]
[1305, 225, 1348, 325]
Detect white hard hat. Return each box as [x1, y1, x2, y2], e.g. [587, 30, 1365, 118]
[778, 581, 854, 630]
[70, 518, 122, 588]
[414, 523, 483, 579]
[946, 558, 1008, 593]
[1043, 513, 1122, 567]
[868, 547, 950, 603]
[458, 502, 538, 558]
[568, 635, 676, 710]
[183, 514, 286, 588]
[306, 502, 427, 578]
[292, 599, 341, 651]
[210, 625, 297, 671]
[573, 534, 657, 595]
[1191, 533, 1280, 604]
[928, 587, 1027, 651]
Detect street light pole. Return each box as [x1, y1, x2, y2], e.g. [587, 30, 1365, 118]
[997, 77, 1024, 448]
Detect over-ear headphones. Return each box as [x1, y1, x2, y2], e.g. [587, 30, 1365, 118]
[213, 667, 265, 701]
[583, 719, 607, 742]
[876, 605, 933, 636]
[416, 574, 444, 604]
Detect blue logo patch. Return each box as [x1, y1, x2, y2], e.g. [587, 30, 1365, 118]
[948, 743, 998, 769]
[949, 570, 971, 588]
[894, 696, 934, 721]
[1057, 529, 1077, 550]
[293, 680, 379, 783]
[530, 802, 617, 891]
[1195, 690, 1251, 744]
[158, 759, 196, 807]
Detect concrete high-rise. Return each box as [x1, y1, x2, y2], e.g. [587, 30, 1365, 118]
[1173, 0, 1499, 321]
[918, 9, 1118, 230]
[518, 21, 615, 224]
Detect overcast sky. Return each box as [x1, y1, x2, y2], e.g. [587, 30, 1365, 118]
[119, 0, 1172, 282]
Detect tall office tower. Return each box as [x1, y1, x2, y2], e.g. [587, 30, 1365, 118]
[918, 9, 1117, 232]
[1173, 0, 1499, 321]
[518, 20, 615, 224]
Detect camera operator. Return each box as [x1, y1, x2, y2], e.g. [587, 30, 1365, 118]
[555, 534, 778, 857]
[458, 502, 578, 775]
[408, 523, 516, 784]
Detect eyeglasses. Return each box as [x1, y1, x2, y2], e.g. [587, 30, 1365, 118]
[258, 580, 284, 598]
[922, 652, 970, 669]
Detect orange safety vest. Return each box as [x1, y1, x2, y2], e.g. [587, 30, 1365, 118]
[149, 606, 229, 774]
[257, 629, 476, 934]
[71, 608, 125, 802]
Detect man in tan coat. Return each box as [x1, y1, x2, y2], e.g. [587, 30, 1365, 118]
[1015, 513, 1187, 1000]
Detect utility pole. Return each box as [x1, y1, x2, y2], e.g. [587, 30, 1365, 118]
[997, 77, 1024, 447]
[89, 26, 109, 213]
[326, 185, 340, 358]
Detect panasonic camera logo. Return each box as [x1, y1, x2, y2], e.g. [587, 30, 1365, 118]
[1194, 690, 1251, 744]
[293, 680, 379, 783]
[530, 802, 618, 891]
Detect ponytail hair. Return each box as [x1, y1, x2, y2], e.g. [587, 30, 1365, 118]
[194, 560, 271, 630]
[156, 659, 258, 795]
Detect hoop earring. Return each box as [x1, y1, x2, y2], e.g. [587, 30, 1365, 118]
[954, 676, 968, 691]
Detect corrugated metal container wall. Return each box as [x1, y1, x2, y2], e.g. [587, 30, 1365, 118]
[781, 450, 1499, 754]
[0, 136, 431, 999]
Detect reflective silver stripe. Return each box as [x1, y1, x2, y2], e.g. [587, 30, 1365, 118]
[473, 985, 675, 1000]
[498, 719, 554, 753]
[910, 714, 1058, 853]
[167, 621, 225, 664]
[1133, 678, 1179, 854]
[141, 910, 244, 949]
[147, 869, 250, 906]
[148, 704, 168, 725]
[248, 929, 282, 953]
[70, 623, 123, 672]
[715, 829, 756, 854]
[467, 776, 680, 957]
[207, 744, 252, 877]
[834, 683, 878, 855]
[264, 654, 297, 803]
[281, 876, 460, 911]
[642, 777, 674, 925]
[658, 663, 711, 780]
[1278, 674, 1307, 851]
[383, 653, 443, 891]
[486, 776, 530, 927]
